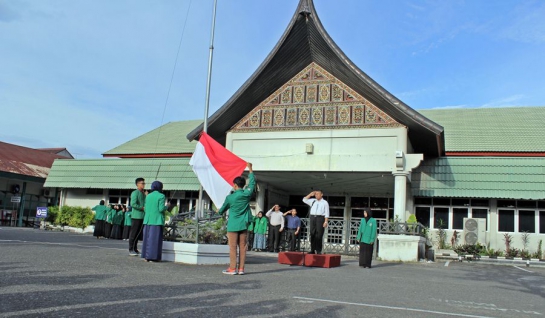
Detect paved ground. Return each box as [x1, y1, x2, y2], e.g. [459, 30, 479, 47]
[1, 227, 544, 318]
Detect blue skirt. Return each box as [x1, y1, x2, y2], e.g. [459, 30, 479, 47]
[141, 225, 163, 261]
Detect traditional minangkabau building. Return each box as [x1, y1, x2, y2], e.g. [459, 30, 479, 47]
[43, 0, 544, 256]
[186, 0, 545, 255]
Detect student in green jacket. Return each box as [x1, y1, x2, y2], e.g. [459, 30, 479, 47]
[218, 162, 255, 275]
[252, 211, 268, 251]
[104, 205, 114, 239]
[122, 205, 132, 241]
[92, 200, 107, 239]
[247, 214, 256, 251]
[141, 181, 168, 262]
[357, 208, 377, 268]
[129, 177, 146, 256]
[111, 205, 124, 240]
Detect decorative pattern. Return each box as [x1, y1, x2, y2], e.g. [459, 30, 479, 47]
[233, 62, 401, 131]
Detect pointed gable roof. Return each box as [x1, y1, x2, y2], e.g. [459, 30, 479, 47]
[187, 0, 444, 157]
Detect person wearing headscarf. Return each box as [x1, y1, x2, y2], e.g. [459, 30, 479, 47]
[122, 205, 132, 240]
[141, 181, 168, 262]
[92, 200, 107, 239]
[104, 204, 114, 239]
[357, 208, 377, 268]
[111, 204, 124, 240]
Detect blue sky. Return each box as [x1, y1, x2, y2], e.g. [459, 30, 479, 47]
[1, 0, 544, 158]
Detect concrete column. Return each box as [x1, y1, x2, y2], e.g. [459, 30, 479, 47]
[393, 172, 409, 222]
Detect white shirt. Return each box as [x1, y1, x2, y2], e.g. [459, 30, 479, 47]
[303, 197, 330, 218]
[266, 209, 284, 230]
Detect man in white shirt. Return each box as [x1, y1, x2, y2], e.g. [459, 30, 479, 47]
[266, 204, 284, 253]
[303, 190, 329, 254]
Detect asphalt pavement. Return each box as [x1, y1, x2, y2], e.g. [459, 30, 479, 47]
[1, 226, 544, 318]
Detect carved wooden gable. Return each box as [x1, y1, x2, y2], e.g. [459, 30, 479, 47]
[232, 62, 401, 131]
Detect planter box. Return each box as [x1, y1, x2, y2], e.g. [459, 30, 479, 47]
[377, 234, 426, 262]
[162, 241, 229, 265]
[514, 257, 523, 261]
[480, 255, 489, 259]
[498, 257, 506, 260]
[531, 258, 540, 262]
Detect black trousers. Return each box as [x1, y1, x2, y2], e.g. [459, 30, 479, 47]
[359, 242, 373, 267]
[129, 218, 144, 252]
[309, 215, 325, 253]
[247, 231, 254, 250]
[287, 229, 299, 251]
[268, 225, 281, 252]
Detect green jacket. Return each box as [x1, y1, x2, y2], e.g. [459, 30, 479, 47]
[112, 210, 124, 225]
[248, 216, 255, 231]
[105, 208, 115, 224]
[218, 172, 255, 232]
[130, 189, 146, 219]
[92, 205, 107, 221]
[357, 217, 377, 244]
[253, 216, 268, 234]
[143, 191, 167, 226]
[124, 211, 132, 226]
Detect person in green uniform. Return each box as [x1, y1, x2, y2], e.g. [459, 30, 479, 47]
[357, 208, 377, 268]
[92, 200, 107, 239]
[247, 214, 255, 251]
[217, 162, 254, 275]
[141, 181, 168, 262]
[165, 199, 179, 224]
[111, 205, 124, 239]
[129, 177, 146, 256]
[122, 205, 132, 240]
[252, 211, 268, 251]
[104, 204, 114, 239]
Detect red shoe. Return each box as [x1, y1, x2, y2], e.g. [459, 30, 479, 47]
[222, 268, 237, 275]
[238, 268, 245, 275]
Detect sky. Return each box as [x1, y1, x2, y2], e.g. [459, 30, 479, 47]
[1, 0, 544, 159]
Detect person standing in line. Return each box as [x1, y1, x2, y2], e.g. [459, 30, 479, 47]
[141, 181, 168, 262]
[357, 208, 377, 268]
[252, 211, 268, 251]
[92, 200, 107, 239]
[165, 199, 179, 224]
[129, 178, 146, 256]
[266, 204, 284, 253]
[247, 214, 256, 251]
[303, 190, 329, 254]
[217, 162, 255, 275]
[122, 205, 132, 240]
[104, 204, 114, 239]
[283, 209, 301, 251]
[109, 205, 121, 239]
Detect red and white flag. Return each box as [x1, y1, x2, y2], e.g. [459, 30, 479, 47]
[189, 132, 247, 209]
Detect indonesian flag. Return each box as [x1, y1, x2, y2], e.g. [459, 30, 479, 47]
[189, 132, 247, 209]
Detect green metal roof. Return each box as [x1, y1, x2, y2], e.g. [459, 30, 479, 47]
[418, 107, 545, 153]
[412, 157, 545, 200]
[103, 120, 202, 156]
[44, 158, 199, 190]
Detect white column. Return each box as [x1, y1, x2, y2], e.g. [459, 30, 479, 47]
[393, 172, 409, 221]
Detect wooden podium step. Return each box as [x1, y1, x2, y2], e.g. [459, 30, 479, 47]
[304, 254, 341, 268]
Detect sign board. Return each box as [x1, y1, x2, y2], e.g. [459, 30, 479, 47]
[11, 196, 21, 203]
[36, 207, 48, 218]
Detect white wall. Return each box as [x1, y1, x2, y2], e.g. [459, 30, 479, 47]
[226, 127, 409, 172]
[63, 189, 104, 208]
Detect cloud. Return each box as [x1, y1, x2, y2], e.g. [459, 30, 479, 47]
[479, 94, 526, 108]
[499, 3, 545, 44]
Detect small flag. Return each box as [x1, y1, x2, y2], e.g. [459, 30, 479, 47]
[189, 132, 247, 209]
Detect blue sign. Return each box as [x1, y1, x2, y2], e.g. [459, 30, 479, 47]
[36, 207, 48, 218]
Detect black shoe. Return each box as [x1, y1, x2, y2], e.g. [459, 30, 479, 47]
[308, 251, 315, 255]
[134, 249, 140, 254]
[316, 251, 322, 255]
[274, 250, 280, 253]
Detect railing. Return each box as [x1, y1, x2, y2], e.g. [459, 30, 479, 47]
[164, 215, 427, 255]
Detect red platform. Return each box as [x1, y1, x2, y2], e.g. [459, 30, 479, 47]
[304, 254, 341, 268]
[278, 252, 304, 266]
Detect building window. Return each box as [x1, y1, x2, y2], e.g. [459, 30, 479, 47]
[498, 200, 516, 208]
[498, 210, 515, 232]
[415, 207, 430, 227]
[452, 198, 470, 206]
[471, 208, 488, 231]
[471, 199, 489, 207]
[518, 210, 536, 233]
[434, 207, 449, 229]
[414, 197, 432, 205]
[452, 208, 468, 230]
[433, 198, 450, 206]
[518, 200, 537, 209]
[86, 189, 103, 195]
[540, 211, 545, 234]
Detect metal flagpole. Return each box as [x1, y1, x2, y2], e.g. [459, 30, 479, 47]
[196, 0, 218, 243]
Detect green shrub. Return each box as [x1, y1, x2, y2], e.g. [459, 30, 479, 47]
[506, 248, 520, 258]
[46, 206, 59, 224]
[51, 206, 94, 230]
[453, 243, 485, 256]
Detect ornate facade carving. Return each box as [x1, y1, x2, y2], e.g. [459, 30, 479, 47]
[232, 62, 402, 132]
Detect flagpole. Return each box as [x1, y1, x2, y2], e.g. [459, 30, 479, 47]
[196, 0, 218, 242]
